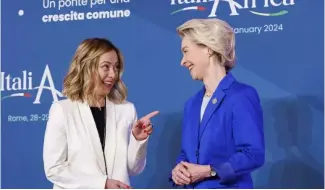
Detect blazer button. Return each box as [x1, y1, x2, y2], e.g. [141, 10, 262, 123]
[195, 150, 199, 156]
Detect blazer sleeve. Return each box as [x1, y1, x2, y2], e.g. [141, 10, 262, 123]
[43, 102, 107, 189]
[127, 103, 149, 176]
[210, 87, 265, 183]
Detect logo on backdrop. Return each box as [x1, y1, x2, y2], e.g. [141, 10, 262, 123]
[170, 0, 296, 35]
[170, 0, 295, 17]
[1, 65, 64, 104]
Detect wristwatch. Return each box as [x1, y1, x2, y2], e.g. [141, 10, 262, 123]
[210, 166, 217, 177]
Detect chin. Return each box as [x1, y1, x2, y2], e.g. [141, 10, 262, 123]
[190, 73, 200, 81]
[105, 89, 111, 95]
[101, 88, 111, 96]
[191, 76, 198, 80]
[190, 71, 196, 79]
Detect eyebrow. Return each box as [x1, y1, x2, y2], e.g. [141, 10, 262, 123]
[100, 61, 119, 65]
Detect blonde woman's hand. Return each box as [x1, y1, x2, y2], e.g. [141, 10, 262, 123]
[105, 179, 131, 189]
[132, 111, 159, 141]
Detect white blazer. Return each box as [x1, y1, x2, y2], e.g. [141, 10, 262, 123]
[43, 98, 148, 189]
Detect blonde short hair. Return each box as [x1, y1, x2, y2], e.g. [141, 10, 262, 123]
[63, 38, 127, 105]
[177, 18, 236, 71]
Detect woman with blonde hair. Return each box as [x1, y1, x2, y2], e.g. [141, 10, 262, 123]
[170, 18, 265, 188]
[43, 38, 159, 189]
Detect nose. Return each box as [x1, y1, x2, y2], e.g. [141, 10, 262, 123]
[108, 67, 116, 78]
[181, 56, 186, 66]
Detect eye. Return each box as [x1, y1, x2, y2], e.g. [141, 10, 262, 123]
[114, 64, 120, 71]
[114, 67, 121, 73]
[102, 65, 109, 70]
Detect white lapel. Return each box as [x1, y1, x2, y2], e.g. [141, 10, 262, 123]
[77, 101, 106, 175]
[103, 98, 117, 178]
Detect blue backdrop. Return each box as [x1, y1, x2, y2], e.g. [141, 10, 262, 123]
[1, 0, 324, 188]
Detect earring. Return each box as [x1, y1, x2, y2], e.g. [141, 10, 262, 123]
[208, 49, 213, 57]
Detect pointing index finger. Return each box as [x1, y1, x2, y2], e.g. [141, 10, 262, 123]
[142, 110, 159, 120]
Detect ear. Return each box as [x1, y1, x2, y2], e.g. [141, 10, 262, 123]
[207, 48, 214, 57]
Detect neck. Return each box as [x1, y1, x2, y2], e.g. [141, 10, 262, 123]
[203, 65, 226, 96]
[89, 96, 106, 107]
